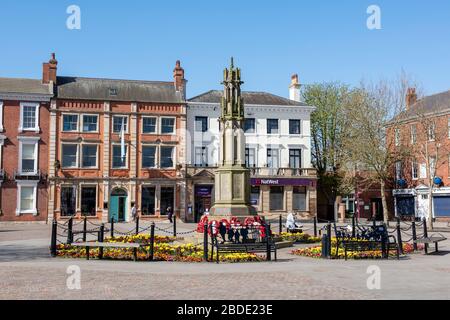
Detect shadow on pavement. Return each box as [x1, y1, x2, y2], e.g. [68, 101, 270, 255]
[0, 244, 50, 262]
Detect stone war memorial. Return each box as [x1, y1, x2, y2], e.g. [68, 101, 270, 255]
[210, 58, 257, 218]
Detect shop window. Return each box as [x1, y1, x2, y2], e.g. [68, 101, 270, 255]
[61, 186, 76, 217]
[293, 186, 306, 211]
[270, 186, 284, 211]
[160, 187, 174, 215]
[81, 186, 96, 216]
[141, 186, 156, 216]
[250, 186, 260, 206]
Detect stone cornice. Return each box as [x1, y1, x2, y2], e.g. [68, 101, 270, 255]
[187, 102, 315, 114]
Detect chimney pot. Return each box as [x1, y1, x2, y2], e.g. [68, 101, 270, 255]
[173, 60, 186, 99]
[289, 73, 302, 102]
[406, 87, 417, 110]
[43, 53, 58, 84]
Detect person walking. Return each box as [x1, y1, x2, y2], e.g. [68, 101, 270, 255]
[167, 206, 173, 223]
[131, 204, 137, 222]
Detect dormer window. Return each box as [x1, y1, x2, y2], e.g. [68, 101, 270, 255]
[109, 88, 118, 96]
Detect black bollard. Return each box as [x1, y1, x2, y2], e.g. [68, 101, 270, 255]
[210, 224, 215, 261]
[110, 217, 115, 238]
[313, 216, 318, 237]
[352, 215, 356, 238]
[321, 234, 329, 259]
[423, 218, 429, 254]
[173, 215, 177, 237]
[412, 220, 418, 251]
[279, 215, 283, 234]
[83, 216, 87, 242]
[50, 219, 57, 257]
[135, 216, 140, 235]
[149, 223, 155, 261]
[67, 217, 73, 245]
[396, 217, 403, 254]
[203, 223, 208, 262]
[266, 224, 272, 261]
[327, 222, 332, 257]
[98, 223, 105, 259]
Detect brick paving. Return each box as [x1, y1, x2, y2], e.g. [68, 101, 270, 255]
[1, 222, 450, 300]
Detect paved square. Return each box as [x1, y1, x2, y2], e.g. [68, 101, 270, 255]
[1, 222, 450, 300]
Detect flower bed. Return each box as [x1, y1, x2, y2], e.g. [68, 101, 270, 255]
[56, 235, 263, 263]
[292, 241, 421, 260]
[277, 232, 322, 243]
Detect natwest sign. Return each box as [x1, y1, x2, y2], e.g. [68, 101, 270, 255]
[251, 178, 316, 187]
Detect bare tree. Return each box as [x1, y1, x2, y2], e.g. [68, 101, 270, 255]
[343, 72, 421, 224]
[408, 111, 449, 229]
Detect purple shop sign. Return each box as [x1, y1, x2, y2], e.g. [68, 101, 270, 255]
[251, 178, 316, 187]
[195, 186, 212, 196]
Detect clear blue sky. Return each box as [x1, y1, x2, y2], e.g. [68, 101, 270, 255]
[1, 0, 449, 98]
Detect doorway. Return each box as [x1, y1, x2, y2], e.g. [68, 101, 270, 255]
[110, 188, 128, 222]
[194, 185, 213, 223]
[370, 198, 383, 221]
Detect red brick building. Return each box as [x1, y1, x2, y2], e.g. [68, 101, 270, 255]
[0, 59, 54, 221]
[388, 88, 450, 221]
[48, 56, 187, 222]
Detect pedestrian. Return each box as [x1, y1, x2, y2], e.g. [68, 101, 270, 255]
[167, 206, 173, 223]
[131, 204, 137, 222]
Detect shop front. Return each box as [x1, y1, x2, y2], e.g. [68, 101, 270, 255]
[250, 178, 317, 218]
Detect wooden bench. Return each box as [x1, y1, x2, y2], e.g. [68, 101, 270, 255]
[72, 242, 142, 261]
[214, 241, 277, 263]
[414, 236, 447, 254]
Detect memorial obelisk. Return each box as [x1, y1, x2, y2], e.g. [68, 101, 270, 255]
[210, 58, 257, 217]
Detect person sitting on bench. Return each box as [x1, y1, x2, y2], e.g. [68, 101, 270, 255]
[286, 212, 302, 233]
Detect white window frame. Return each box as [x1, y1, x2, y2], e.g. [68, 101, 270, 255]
[394, 128, 400, 146]
[81, 114, 99, 133]
[194, 146, 208, 166]
[61, 143, 79, 169]
[18, 136, 40, 175]
[0, 101, 4, 132]
[267, 119, 279, 135]
[160, 145, 176, 169]
[428, 123, 436, 142]
[412, 161, 419, 180]
[61, 113, 80, 132]
[267, 147, 280, 168]
[16, 180, 38, 216]
[160, 117, 176, 135]
[395, 161, 402, 180]
[142, 116, 158, 134]
[81, 144, 98, 169]
[112, 115, 129, 134]
[142, 144, 158, 169]
[411, 124, 417, 144]
[19, 102, 40, 133]
[111, 143, 129, 169]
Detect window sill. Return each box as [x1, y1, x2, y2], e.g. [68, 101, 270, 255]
[19, 127, 40, 133]
[16, 209, 38, 216]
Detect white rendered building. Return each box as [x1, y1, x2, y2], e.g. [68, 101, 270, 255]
[184, 75, 317, 222]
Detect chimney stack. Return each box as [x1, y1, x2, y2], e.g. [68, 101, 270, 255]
[43, 53, 58, 84]
[289, 74, 301, 102]
[406, 87, 417, 110]
[173, 60, 186, 99]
